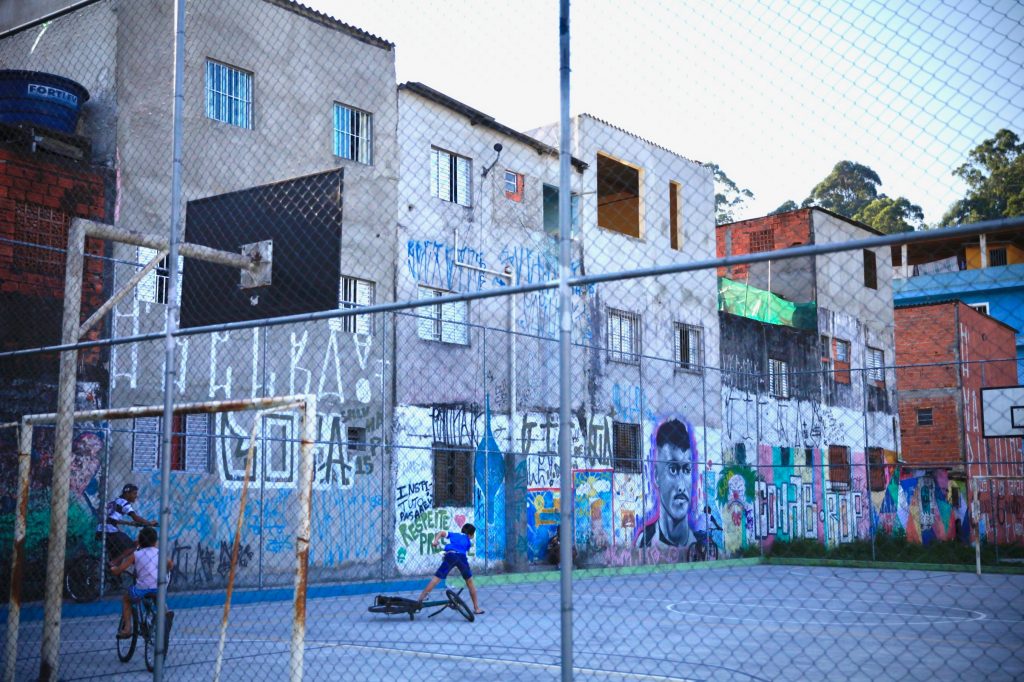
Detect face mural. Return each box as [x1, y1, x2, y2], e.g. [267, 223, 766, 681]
[635, 418, 700, 548]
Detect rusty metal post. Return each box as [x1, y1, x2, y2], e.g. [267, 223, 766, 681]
[291, 395, 317, 681]
[3, 423, 34, 682]
[39, 220, 86, 682]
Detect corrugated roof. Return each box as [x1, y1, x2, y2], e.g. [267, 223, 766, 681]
[578, 113, 708, 170]
[265, 0, 393, 50]
[400, 82, 588, 172]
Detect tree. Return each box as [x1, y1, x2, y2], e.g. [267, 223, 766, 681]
[769, 200, 799, 215]
[852, 196, 924, 233]
[802, 161, 881, 217]
[708, 163, 755, 225]
[940, 129, 1024, 226]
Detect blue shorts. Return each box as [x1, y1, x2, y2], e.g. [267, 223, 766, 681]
[128, 585, 157, 603]
[434, 552, 472, 580]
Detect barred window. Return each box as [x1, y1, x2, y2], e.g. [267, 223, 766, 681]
[417, 286, 469, 345]
[205, 59, 252, 129]
[333, 103, 372, 164]
[608, 309, 640, 364]
[917, 408, 933, 426]
[768, 357, 789, 398]
[331, 276, 374, 334]
[612, 421, 641, 473]
[674, 323, 702, 373]
[137, 247, 182, 305]
[431, 147, 471, 206]
[433, 444, 471, 507]
[989, 247, 1007, 266]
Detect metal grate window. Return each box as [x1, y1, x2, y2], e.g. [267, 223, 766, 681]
[867, 347, 885, 384]
[612, 422, 641, 473]
[417, 286, 469, 345]
[205, 59, 252, 129]
[433, 444, 472, 507]
[13, 203, 69, 276]
[989, 247, 1008, 266]
[748, 229, 774, 253]
[333, 103, 372, 164]
[136, 247, 183, 306]
[768, 357, 789, 398]
[673, 323, 702, 373]
[917, 408, 933, 426]
[608, 308, 640, 364]
[331, 276, 374, 334]
[431, 147, 471, 206]
[132, 414, 209, 473]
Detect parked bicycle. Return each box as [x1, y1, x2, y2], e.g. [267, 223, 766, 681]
[66, 520, 151, 603]
[687, 508, 722, 563]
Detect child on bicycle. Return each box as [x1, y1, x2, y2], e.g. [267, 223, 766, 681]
[112, 526, 173, 638]
[417, 523, 484, 615]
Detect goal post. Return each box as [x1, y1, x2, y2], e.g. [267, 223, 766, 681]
[3, 394, 316, 682]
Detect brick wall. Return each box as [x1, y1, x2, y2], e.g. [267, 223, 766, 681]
[716, 208, 813, 279]
[0, 146, 109, 377]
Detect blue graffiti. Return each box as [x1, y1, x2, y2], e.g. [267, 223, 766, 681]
[474, 398, 506, 561]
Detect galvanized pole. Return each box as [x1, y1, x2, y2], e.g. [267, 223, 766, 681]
[154, 0, 187, 677]
[3, 423, 34, 682]
[557, 0, 574, 679]
[38, 219, 86, 682]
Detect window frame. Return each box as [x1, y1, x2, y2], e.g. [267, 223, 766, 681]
[431, 147, 472, 206]
[867, 447, 886, 492]
[828, 444, 851, 490]
[417, 286, 469, 345]
[132, 414, 211, 473]
[768, 357, 790, 398]
[331, 275, 375, 334]
[863, 249, 878, 289]
[596, 153, 642, 238]
[989, 247, 1008, 267]
[917, 407, 933, 426]
[137, 247, 182, 306]
[969, 302, 990, 316]
[432, 443, 472, 507]
[673, 322, 703, 373]
[504, 170, 524, 202]
[333, 102, 373, 164]
[748, 229, 774, 253]
[607, 308, 641, 365]
[205, 59, 253, 129]
[669, 180, 682, 251]
[867, 346, 885, 385]
[612, 421, 642, 473]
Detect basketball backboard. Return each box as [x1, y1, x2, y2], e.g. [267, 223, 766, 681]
[981, 386, 1024, 438]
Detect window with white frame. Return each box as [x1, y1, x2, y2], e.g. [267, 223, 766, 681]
[431, 147, 471, 206]
[333, 103, 372, 164]
[205, 60, 252, 129]
[504, 170, 523, 202]
[136, 247, 182, 305]
[969, 302, 990, 316]
[768, 357, 789, 398]
[835, 339, 850, 363]
[330, 276, 374, 334]
[867, 347, 885, 385]
[607, 309, 640, 364]
[417, 286, 469, 345]
[674, 323, 702, 373]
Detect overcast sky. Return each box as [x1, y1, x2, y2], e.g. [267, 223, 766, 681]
[309, 0, 1024, 225]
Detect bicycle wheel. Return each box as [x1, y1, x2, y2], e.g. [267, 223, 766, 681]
[685, 543, 699, 563]
[142, 600, 158, 672]
[707, 541, 719, 561]
[116, 610, 137, 662]
[66, 555, 101, 603]
[446, 589, 474, 622]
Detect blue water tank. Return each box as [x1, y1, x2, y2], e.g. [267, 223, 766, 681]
[0, 70, 89, 134]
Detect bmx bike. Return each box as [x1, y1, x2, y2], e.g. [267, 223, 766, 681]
[116, 588, 173, 672]
[67, 520, 153, 603]
[368, 588, 475, 622]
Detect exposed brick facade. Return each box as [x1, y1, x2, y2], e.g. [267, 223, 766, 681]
[716, 208, 813, 279]
[0, 145, 109, 377]
[895, 301, 1022, 475]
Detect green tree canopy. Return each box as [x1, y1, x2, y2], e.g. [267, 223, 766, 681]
[708, 163, 755, 225]
[802, 161, 881, 217]
[769, 200, 799, 215]
[940, 129, 1024, 226]
[852, 196, 924, 234]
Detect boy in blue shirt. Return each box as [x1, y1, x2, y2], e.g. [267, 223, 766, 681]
[417, 523, 484, 614]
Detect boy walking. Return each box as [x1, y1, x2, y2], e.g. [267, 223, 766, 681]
[418, 523, 484, 614]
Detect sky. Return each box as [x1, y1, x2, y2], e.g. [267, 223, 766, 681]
[308, 0, 1024, 225]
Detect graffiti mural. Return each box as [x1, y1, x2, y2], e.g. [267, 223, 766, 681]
[635, 417, 702, 550]
[574, 469, 613, 554]
[526, 488, 560, 563]
[474, 402, 506, 561]
[874, 467, 970, 545]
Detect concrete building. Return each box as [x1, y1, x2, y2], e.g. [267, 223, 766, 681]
[0, 0, 400, 587]
[716, 208, 899, 549]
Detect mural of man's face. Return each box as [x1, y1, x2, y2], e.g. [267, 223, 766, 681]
[656, 442, 691, 523]
[69, 433, 102, 495]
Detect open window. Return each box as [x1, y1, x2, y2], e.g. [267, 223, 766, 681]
[596, 153, 641, 238]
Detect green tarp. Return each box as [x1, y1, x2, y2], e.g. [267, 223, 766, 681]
[718, 277, 817, 329]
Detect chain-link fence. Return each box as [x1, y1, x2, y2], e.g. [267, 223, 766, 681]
[1, 1, 1023, 680]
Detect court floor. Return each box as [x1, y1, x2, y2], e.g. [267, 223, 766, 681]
[5, 563, 1023, 681]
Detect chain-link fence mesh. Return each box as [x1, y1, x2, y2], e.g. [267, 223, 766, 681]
[1, 0, 1022, 680]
